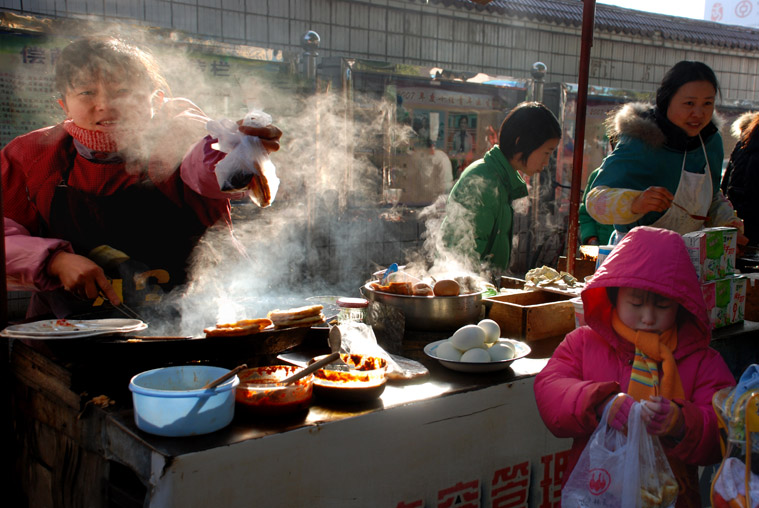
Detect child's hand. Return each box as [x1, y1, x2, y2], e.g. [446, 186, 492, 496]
[605, 393, 634, 431]
[641, 396, 684, 439]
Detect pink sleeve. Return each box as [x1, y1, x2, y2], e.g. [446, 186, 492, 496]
[180, 136, 248, 201]
[5, 217, 72, 291]
[667, 349, 735, 466]
[534, 327, 621, 438]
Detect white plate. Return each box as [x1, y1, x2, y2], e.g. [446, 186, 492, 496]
[424, 338, 531, 373]
[1, 319, 147, 339]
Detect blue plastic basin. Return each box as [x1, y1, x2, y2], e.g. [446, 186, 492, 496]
[129, 365, 239, 437]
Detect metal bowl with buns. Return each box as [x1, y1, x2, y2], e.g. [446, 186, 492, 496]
[360, 282, 486, 331]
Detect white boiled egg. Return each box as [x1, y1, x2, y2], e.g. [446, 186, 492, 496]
[435, 341, 462, 361]
[488, 342, 515, 361]
[460, 348, 491, 363]
[478, 319, 500, 345]
[450, 325, 486, 351]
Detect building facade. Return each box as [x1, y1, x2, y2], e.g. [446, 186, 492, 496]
[2, 0, 758, 105]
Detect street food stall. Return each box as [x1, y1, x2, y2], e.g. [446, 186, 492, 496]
[5, 14, 759, 508]
[10, 306, 574, 507]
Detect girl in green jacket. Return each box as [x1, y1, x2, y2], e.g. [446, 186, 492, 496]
[441, 102, 561, 273]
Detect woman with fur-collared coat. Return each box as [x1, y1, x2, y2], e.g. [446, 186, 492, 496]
[586, 61, 745, 244]
[722, 111, 759, 246]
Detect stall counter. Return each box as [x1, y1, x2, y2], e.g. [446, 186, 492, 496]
[11, 334, 572, 508]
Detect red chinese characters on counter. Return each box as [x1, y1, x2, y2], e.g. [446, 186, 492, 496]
[539, 450, 570, 508]
[491, 461, 530, 507]
[438, 480, 480, 508]
[392, 450, 570, 507]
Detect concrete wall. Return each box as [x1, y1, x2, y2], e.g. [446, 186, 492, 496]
[2, 0, 757, 105]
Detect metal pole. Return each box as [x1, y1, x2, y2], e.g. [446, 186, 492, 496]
[567, 0, 596, 277]
[530, 62, 547, 267]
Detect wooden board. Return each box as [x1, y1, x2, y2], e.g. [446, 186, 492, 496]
[745, 276, 759, 322]
[485, 290, 575, 341]
[557, 256, 596, 281]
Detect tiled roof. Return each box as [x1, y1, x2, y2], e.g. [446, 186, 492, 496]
[418, 0, 759, 50]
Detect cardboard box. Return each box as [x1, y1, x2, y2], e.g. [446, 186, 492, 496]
[682, 227, 737, 282]
[485, 290, 575, 340]
[701, 275, 746, 329]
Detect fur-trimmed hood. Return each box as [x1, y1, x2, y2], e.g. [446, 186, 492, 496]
[605, 101, 724, 149]
[731, 110, 759, 139]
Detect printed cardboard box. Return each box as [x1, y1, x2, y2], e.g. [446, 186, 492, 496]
[682, 227, 737, 282]
[701, 275, 746, 329]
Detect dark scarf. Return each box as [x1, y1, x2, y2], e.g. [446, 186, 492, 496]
[649, 107, 718, 151]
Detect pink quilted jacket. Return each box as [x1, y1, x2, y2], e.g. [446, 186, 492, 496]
[534, 226, 735, 505]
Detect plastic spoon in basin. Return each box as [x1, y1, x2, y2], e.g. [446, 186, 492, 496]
[381, 263, 398, 284]
[281, 352, 340, 385]
[202, 364, 247, 390]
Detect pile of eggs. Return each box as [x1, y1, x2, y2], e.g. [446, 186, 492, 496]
[435, 319, 516, 363]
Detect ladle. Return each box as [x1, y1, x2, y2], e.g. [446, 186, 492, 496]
[202, 364, 247, 390]
[281, 352, 340, 385]
[327, 325, 354, 371]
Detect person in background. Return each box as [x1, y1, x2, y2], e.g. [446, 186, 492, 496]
[450, 115, 476, 177]
[721, 111, 759, 247]
[412, 137, 453, 203]
[441, 102, 561, 273]
[586, 61, 746, 245]
[451, 115, 474, 155]
[534, 226, 735, 508]
[1, 35, 282, 319]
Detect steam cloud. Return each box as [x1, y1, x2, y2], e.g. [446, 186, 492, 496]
[54, 29, 499, 335]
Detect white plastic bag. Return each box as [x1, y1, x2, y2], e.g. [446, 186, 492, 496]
[206, 109, 279, 207]
[712, 457, 759, 507]
[562, 401, 678, 508]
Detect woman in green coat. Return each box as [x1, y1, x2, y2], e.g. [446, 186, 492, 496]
[441, 102, 561, 272]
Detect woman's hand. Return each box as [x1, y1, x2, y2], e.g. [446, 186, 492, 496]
[237, 123, 283, 153]
[630, 186, 674, 214]
[47, 251, 121, 305]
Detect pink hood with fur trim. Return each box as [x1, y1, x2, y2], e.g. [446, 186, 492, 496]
[582, 226, 711, 358]
[534, 226, 735, 503]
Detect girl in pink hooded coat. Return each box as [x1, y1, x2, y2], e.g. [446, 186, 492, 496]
[534, 226, 735, 507]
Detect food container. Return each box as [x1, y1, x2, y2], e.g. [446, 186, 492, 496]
[235, 365, 313, 415]
[129, 365, 239, 437]
[570, 297, 585, 328]
[360, 283, 485, 331]
[595, 245, 615, 271]
[309, 354, 388, 402]
[336, 297, 369, 324]
[485, 290, 575, 340]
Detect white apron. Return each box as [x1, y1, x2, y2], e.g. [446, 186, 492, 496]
[611, 138, 712, 244]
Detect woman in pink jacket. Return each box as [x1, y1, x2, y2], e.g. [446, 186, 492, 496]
[534, 226, 735, 507]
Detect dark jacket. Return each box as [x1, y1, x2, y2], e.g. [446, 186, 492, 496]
[722, 111, 759, 246]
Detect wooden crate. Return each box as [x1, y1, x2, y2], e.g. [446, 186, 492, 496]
[746, 275, 759, 322]
[499, 276, 526, 290]
[557, 256, 596, 281]
[485, 290, 575, 341]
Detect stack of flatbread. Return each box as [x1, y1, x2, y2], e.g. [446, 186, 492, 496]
[204, 318, 273, 337]
[268, 305, 325, 328]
